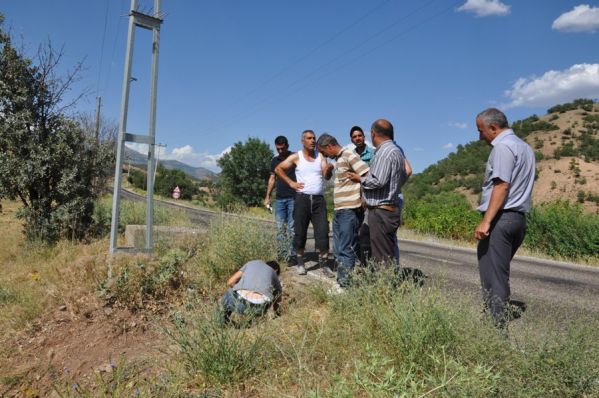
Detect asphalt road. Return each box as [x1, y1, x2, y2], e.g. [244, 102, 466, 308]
[120, 189, 599, 315]
[399, 240, 599, 315]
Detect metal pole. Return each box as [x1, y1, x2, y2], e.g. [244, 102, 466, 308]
[110, 0, 138, 254]
[145, 0, 161, 252]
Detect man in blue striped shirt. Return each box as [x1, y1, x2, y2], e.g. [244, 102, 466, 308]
[348, 119, 408, 265]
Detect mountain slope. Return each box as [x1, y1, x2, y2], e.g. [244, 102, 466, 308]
[123, 146, 217, 181]
[404, 99, 599, 213]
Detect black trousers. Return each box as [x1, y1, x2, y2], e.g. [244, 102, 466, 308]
[368, 207, 401, 264]
[477, 211, 526, 323]
[293, 193, 329, 252]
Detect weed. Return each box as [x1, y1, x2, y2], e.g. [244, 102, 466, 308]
[165, 305, 268, 386]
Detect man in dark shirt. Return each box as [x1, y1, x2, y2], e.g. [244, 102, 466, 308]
[265, 136, 297, 264]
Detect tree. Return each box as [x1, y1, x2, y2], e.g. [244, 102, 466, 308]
[217, 137, 273, 207]
[154, 164, 198, 200]
[0, 16, 113, 243]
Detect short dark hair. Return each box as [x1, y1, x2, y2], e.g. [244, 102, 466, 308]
[266, 260, 280, 275]
[302, 129, 315, 139]
[371, 119, 394, 139]
[274, 136, 288, 146]
[349, 126, 363, 137]
[316, 133, 339, 148]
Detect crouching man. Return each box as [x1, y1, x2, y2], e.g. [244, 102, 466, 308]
[219, 260, 282, 325]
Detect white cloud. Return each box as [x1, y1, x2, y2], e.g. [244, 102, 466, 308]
[457, 0, 510, 17]
[503, 63, 599, 108]
[172, 145, 193, 156]
[552, 5, 599, 33]
[448, 121, 468, 129]
[443, 143, 454, 149]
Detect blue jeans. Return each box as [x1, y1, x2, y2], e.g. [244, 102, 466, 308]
[333, 208, 360, 287]
[219, 288, 269, 325]
[275, 197, 296, 259]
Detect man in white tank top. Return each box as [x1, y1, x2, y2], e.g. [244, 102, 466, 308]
[275, 130, 334, 275]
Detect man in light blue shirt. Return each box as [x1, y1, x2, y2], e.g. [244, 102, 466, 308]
[474, 108, 535, 328]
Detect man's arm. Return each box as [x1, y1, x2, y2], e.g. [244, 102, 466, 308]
[272, 294, 282, 317]
[226, 270, 243, 287]
[321, 156, 334, 181]
[275, 153, 304, 191]
[348, 154, 389, 189]
[404, 158, 412, 178]
[264, 174, 275, 207]
[474, 179, 509, 240]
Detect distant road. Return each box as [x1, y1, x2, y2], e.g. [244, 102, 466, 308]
[121, 189, 599, 314]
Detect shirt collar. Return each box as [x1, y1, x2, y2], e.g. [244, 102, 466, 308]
[491, 129, 515, 147]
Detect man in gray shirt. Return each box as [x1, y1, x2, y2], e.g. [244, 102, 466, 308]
[474, 108, 535, 327]
[219, 260, 283, 325]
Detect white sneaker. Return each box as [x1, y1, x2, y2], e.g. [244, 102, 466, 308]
[327, 283, 345, 295]
[297, 265, 307, 275]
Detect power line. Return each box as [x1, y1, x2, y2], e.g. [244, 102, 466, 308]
[204, 0, 445, 133]
[223, 0, 394, 109]
[96, 0, 111, 96]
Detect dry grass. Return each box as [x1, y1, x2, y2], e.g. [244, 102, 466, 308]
[0, 201, 107, 340]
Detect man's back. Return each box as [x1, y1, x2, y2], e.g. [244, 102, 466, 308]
[233, 260, 282, 301]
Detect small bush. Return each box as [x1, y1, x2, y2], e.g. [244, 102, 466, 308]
[190, 218, 277, 287]
[403, 192, 480, 241]
[100, 249, 189, 310]
[525, 201, 599, 258]
[166, 306, 268, 386]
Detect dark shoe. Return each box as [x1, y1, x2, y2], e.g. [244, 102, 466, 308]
[287, 255, 298, 266]
[320, 266, 336, 278]
[508, 300, 527, 320]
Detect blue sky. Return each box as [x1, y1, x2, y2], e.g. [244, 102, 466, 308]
[3, 1, 599, 172]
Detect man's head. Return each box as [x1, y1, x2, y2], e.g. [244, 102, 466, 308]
[265, 260, 281, 275]
[301, 129, 316, 152]
[350, 126, 366, 150]
[316, 133, 341, 159]
[476, 108, 509, 144]
[370, 119, 394, 147]
[274, 135, 290, 156]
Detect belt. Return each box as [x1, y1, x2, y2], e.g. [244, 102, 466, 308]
[367, 204, 397, 212]
[500, 209, 525, 216]
[482, 209, 525, 217]
[297, 192, 323, 198]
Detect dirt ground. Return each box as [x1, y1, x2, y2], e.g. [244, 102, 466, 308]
[1, 293, 165, 396]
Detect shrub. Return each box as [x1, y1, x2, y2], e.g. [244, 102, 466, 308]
[166, 306, 268, 386]
[403, 192, 480, 241]
[525, 201, 599, 258]
[189, 218, 277, 289]
[99, 249, 189, 310]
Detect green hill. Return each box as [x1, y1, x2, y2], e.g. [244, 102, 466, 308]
[401, 99, 599, 260]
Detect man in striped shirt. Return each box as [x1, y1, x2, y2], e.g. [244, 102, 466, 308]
[317, 133, 369, 287]
[348, 119, 408, 265]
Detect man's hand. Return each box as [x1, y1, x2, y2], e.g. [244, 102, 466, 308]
[346, 171, 361, 183]
[290, 181, 305, 191]
[264, 197, 271, 207]
[474, 220, 491, 240]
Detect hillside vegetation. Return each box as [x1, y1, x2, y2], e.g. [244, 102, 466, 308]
[402, 99, 599, 260]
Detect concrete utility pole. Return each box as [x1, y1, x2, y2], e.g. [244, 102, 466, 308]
[95, 96, 102, 143]
[109, 0, 164, 254]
